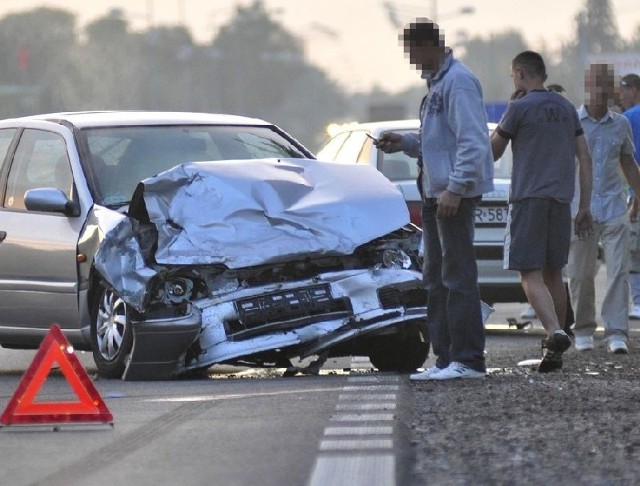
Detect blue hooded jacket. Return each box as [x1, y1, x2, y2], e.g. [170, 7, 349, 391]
[401, 51, 494, 198]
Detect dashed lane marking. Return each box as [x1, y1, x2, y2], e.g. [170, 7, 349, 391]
[335, 402, 396, 411]
[306, 357, 401, 486]
[324, 426, 394, 436]
[320, 439, 394, 451]
[339, 393, 397, 401]
[346, 375, 399, 382]
[342, 385, 399, 391]
[330, 413, 395, 422]
[308, 454, 395, 486]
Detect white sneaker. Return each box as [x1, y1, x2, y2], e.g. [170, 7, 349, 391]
[520, 306, 537, 319]
[608, 335, 629, 354]
[429, 361, 485, 380]
[574, 335, 594, 351]
[630, 305, 640, 320]
[410, 366, 443, 381]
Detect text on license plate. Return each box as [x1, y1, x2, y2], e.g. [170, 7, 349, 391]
[475, 206, 508, 224]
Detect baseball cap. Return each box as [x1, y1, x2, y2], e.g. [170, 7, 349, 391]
[621, 73, 640, 89]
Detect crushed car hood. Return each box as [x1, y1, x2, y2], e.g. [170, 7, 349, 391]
[95, 158, 410, 308]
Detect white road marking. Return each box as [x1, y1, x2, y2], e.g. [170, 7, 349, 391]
[339, 393, 397, 401]
[320, 439, 394, 451]
[335, 402, 397, 411]
[306, 358, 401, 486]
[307, 454, 395, 486]
[324, 426, 394, 436]
[142, 387, 344, 403]
[347, 375, 399, 382]
[343, 385, 399, 391]
[331, 413, 395, 421]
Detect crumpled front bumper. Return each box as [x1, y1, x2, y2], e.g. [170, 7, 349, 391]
[118, 266, 498, 380]
[123, 310, 201, 380]
[186, 267, 427, 372]
[120, 267, 428, 380]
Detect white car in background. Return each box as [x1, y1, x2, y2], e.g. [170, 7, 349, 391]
[317, 119, 525, 306]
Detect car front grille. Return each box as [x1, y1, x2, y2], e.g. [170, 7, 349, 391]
[377, 283, 427, 310]
[226, 284, 352, 340]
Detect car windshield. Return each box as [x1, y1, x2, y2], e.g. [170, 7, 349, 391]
[80, 124, 309, 207]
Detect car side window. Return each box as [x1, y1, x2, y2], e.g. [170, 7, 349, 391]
[4, 129, 72, 210]
[316, 132, 349, 161]
[0, 128, 17, 171]
[379, 152, 419, 181]
[376, 130, 420, 181]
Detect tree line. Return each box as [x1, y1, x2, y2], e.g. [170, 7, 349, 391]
[0, 0, 637, 150]
[0, 2, 346, 149]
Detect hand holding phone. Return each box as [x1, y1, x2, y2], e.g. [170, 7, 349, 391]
[365, 132, 379, 143]
[375, 132, 403, 153]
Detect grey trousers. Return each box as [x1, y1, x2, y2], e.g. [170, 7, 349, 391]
[566, 213, 630, 338]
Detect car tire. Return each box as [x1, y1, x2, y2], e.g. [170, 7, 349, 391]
[367, 322, 429, 372]
[90, 282, 134, 379]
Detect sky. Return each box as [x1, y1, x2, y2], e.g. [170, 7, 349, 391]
[1, 0, 640, 93]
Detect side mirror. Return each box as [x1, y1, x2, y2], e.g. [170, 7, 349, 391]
[24, 188, 80, 217]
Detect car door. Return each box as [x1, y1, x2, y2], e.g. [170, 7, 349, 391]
[0, 128, 83, 343]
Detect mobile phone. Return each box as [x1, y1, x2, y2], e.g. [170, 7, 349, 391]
[365, 132, 379, 143]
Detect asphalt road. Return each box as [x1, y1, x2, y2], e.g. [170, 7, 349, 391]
[0, 267, 623, 486]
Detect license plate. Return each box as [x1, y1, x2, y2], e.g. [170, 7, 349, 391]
[475, 205, 508, 224]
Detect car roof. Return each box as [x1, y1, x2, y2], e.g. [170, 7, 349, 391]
[330, 119, 498, 136]
[0, 111, 271, 129]
[333, 120, 420, 136]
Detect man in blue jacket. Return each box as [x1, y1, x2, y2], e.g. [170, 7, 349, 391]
[377, 18, 494, 380]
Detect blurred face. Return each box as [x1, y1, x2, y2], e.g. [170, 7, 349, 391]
[406, 41, 442, 72]
[584, 64, 615, 107]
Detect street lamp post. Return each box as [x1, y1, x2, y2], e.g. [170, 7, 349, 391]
[147, 0, 154, 28]
[385, 2, 474, 28]
[178, 0, 186, 26]
[437, 5, 476, 22]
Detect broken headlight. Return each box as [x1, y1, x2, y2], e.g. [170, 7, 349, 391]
[162, 278, 194, 304]
[382, 249, 412, 269]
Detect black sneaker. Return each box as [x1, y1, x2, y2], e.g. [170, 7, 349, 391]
[544, 331, 571, 353]
[538, 331, 571, 373]
[538, 350, 563, 373]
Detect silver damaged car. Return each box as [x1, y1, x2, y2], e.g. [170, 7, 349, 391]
[0, 111, 429, 380]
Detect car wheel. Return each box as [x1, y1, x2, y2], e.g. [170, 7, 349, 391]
[90, 283, 134, 379]
[367, 322, 429, 372]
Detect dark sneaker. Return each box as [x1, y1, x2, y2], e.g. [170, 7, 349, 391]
[544, 330, 571, 353]
[538, 350, 563, 373]
[538, 331, 571, 373]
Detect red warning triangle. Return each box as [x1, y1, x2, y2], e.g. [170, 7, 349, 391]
[0, 323, 113, 426]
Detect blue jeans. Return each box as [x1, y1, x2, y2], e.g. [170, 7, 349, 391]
[631, 273, 640, 306]
[422, 197, 485, 372]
